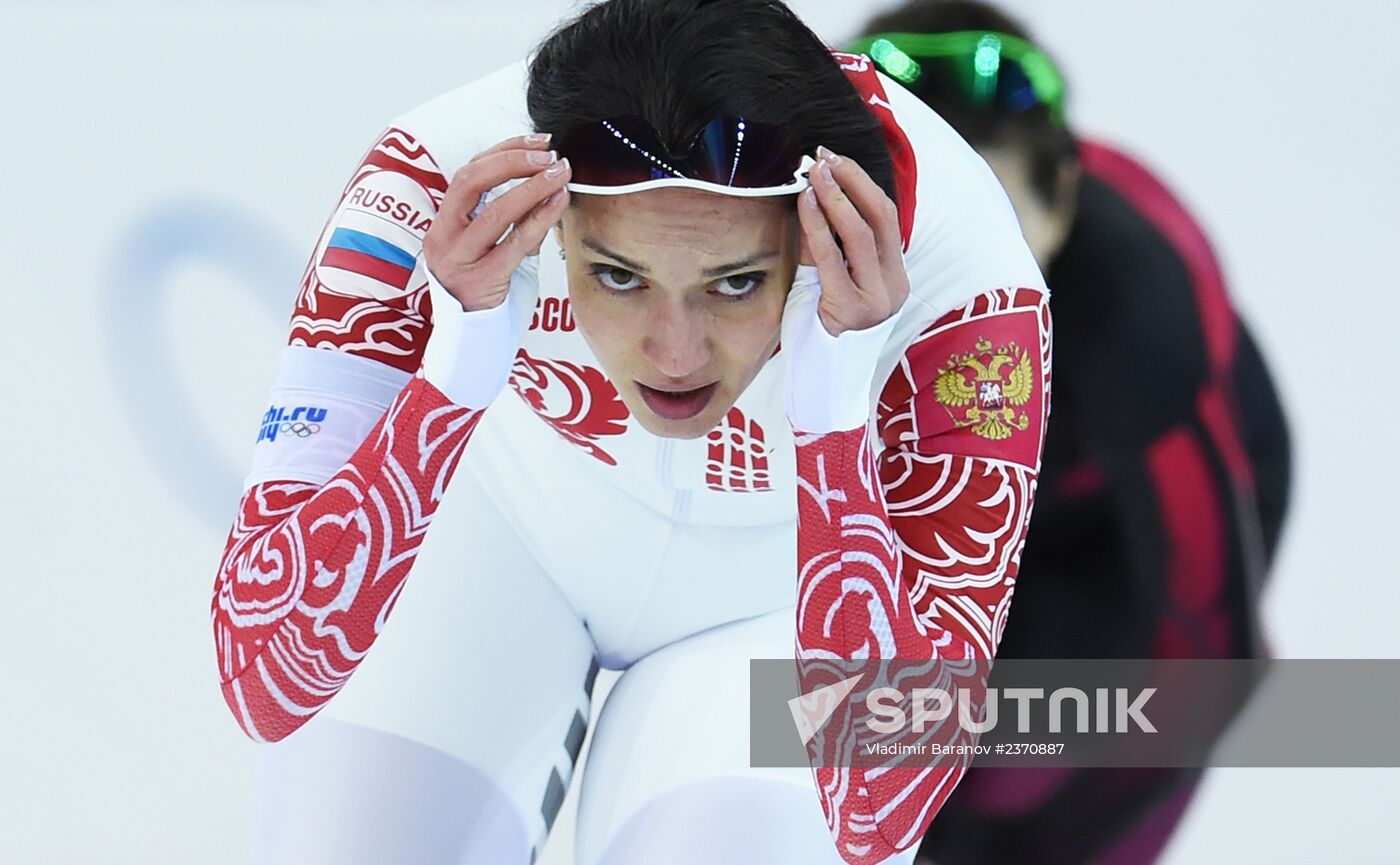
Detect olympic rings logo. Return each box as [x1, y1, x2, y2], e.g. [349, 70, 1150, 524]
[280, 422, 321, 437]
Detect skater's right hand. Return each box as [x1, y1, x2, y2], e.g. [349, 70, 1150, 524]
[422, 133, 572, 313]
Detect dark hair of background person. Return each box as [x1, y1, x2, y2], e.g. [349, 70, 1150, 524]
[860, 0, 1077, 204]
[526, 0, 898, 207]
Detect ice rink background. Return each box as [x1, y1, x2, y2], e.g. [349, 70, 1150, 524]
[2, 0, 1397, 862]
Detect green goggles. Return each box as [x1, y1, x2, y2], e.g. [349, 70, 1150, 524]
[843, 31, 1067, 126]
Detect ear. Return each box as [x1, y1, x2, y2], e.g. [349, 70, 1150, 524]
[1054, 156, 1083, 214]
[533, 224, 565, 258]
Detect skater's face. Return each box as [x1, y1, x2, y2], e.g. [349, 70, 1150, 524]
[980, 144, 1080, 269]
[555, 188, 801, 439]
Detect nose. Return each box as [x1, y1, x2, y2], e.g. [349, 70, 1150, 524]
[640, 295, 713, 381]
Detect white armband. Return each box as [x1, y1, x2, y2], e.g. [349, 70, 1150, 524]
[419, 252, 539, 410]
[782, 264, 902, 434]
[244, 345, 413, 490]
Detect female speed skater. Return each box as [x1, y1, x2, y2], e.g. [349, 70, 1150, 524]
[211, 1, 1052, 862]
[845, 2, 1292, 863]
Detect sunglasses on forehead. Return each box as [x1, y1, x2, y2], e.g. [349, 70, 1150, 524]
[555, 114, 816, 197]
[844, 30, 1068, 127]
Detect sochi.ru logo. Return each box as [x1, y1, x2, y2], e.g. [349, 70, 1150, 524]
[257, 405, 329, 443]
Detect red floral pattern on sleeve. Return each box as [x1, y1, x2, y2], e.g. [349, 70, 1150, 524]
[213, 127, 482, 741]
[794, 287, 1051, 863]
[213, 374, 481, 742]
[287, 128, 448, 372]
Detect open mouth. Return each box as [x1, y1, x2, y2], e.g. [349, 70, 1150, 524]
[636, 381, 719, 421]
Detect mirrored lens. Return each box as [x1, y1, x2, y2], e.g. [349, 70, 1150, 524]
[557, 115, 804, 189]
[687, 116, 806, 188]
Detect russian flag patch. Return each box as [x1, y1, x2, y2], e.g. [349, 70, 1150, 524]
[321, 226, 416, 290]
[315, 172, 432, 299]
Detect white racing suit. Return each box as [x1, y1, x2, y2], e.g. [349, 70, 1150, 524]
[213, 52, 1051, 865]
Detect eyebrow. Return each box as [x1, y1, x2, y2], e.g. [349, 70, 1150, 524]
[580, 237, 780, 278]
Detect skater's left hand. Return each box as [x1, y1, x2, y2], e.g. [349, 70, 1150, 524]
[796, 145, 910, 337]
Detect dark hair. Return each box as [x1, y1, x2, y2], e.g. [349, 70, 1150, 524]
[527, 0, 897, 207]
[859, 0, 1077, 204]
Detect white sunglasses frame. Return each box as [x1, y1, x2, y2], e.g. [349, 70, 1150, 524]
[564, 154, 816, 198]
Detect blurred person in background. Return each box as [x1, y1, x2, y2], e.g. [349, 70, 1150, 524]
[846, 2, 1292, 863]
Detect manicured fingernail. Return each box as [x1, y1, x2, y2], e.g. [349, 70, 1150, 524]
[817, 160, 834, 183]
[545, 157, 570, 177]
[802, 187, 818, 207]
[817, 145, 841, 165]
[530, 149, 558, 165]
[548, 188, 569, 206]
[527, 132, 553, 145]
